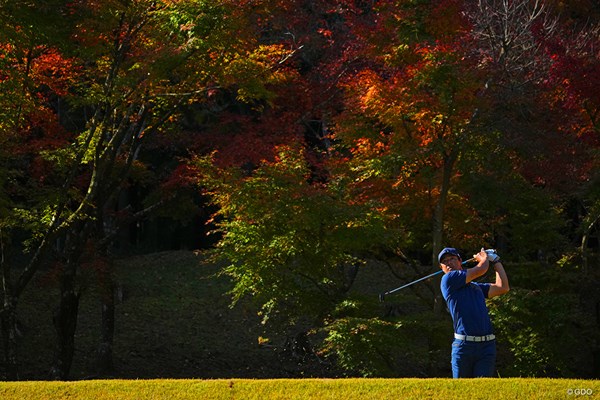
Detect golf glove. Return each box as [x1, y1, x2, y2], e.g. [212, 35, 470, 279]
[485, 249, 500, 263]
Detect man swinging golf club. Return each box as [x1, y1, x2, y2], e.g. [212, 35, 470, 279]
[438, 247, 510, 378]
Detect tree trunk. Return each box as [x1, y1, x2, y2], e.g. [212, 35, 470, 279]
[1, 233, 19, 380]
[581, 231, 590, 274]
[580, 210, 597, 274]
[1, 300, 19, 380]
[95, 272, 115, 376]
[432, 150, 457, 314]
[50, 267, 80, 380]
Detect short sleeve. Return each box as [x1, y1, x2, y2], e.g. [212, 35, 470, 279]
[440, 270, 466, 300]
[473, 282, 491, 298]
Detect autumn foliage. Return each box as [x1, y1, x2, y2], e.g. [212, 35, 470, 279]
[0, 0, 599, 380]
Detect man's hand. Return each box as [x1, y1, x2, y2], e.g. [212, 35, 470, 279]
[466, 248, 490, 283]
[474, 248, 488, 265]
[485, 249, 500, 263]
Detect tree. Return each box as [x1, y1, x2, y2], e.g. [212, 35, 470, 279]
[0, 0, 592, 379]
[194, 0, 479, 374]
[195, 144, 400, 350]
[0, 0, 81, 379]
[329, 0, 495, 274]
[542, 19, 600, 268]
[0, 0, 290, 379]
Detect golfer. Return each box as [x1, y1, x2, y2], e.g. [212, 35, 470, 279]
[438, 247, 510, 378]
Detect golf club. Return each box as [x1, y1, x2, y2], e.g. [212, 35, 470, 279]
[378, 257, 476, 302]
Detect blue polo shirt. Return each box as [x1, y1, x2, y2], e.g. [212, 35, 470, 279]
[441, 270, 493, 336]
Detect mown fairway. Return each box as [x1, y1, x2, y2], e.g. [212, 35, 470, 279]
[0, 378, 598, 400]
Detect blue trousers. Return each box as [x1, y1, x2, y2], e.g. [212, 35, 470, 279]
[451, 339, 496, 378]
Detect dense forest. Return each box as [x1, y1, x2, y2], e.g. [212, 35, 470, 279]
[0, 0, 599, 380]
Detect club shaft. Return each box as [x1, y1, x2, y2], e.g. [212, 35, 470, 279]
[384, 270, 442, 295]
[382, 257, 477, 296]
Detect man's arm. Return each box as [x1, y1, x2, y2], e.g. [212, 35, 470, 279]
[466, 248, 489, 283]
[488, 262, 510, 298]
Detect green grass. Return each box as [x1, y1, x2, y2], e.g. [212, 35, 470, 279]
[0, 378, 598, 399]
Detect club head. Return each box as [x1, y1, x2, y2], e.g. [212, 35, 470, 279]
[378, 293, 385, 302]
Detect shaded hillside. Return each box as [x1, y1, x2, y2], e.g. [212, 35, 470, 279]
[17, 251, 352, 379]
[13, 251, 600, 380]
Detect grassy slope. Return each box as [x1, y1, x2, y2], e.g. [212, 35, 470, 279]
[17, 250, 423, 380]
[17, 251, 294, 379]
[14, 250, 597, 380]
[21, 251, 375, 380]
[0, 378, 598, 400]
